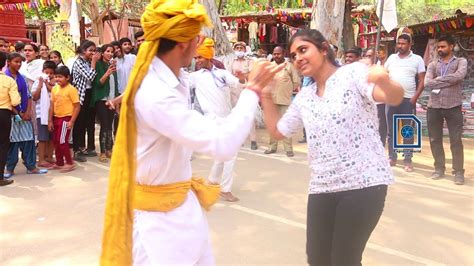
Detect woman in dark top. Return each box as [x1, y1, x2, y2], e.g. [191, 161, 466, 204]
[90, 44, 118, 162]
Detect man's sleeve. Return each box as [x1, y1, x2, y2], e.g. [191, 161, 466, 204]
[139, 87, 259, 162]
[417, 56, 426, 73]
[424, 62, 448, 89]
[224, 70, 242, 88]
[290, 64, 301, 87]
[435, 58, 468, 84]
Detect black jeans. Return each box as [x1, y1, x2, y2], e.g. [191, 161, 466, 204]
[427, 106, 464, 174]
[0, 109, 12, 176]
[73, 90, 96, 152]
[386, 98, 415, 162]
[307, 185, 387, 266]
[113, 112, 119, 137]
[95, 101, 114, 153]
[377, 104, 387, 147]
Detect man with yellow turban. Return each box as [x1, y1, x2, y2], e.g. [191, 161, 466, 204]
[100, 0, 285, 265]
[194, 36, 225, 71]
[191, 37, 244, 202]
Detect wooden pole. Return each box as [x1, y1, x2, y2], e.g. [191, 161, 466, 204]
[374, 0, 384, 64]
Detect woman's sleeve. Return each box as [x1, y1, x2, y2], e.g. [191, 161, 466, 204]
[277, 92, 304, 138]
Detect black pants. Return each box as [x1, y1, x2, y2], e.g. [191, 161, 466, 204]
[377, 104, 387, 147]
[307, 185, 387, 266]
[0, 109, 12, 176]
[73, 90, 96, 152]
[95, 101, 114, 153]
[427, 106, 464, 174]
[113, 113, 118, 137]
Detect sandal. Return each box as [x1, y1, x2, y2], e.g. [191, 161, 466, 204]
[99, 154, 108, 163]
[27, 168, 48, 174]
[38, 162, 54, 168]
[48, 164, 64, 170]
[60, 164, 76, 173]
[3, 172, 14, 179]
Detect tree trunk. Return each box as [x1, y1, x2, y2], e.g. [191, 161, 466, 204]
[200, 0, 233, 56]
[342, 0, 355, 52]
[311, 0, 345, 49]
[218, 0, 226, 15]
[89, 0, 104, 44]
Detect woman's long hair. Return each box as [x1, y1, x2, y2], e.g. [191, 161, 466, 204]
[288, 29, 339, 67]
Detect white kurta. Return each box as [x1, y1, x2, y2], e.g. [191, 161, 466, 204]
[133, 57, 258, 265]
[190, 66, 242, 192]
[117, 54, 137, 94]
[189, 66, 240, 118]
[20, 59, 45, 89]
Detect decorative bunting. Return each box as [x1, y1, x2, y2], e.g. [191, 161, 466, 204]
[0, 0, 58, 11]
[466, 18, 473, 28]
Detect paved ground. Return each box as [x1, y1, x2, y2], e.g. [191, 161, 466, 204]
[1, 129, 473, 265]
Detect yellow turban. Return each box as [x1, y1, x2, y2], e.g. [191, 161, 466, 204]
[100, 0, 212, 265]
[196, 37, 215, 59]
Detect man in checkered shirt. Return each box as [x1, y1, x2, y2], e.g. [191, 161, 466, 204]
[424, 35, 468, 185]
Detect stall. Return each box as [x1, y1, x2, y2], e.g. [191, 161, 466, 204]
[220, 8, 312, 55]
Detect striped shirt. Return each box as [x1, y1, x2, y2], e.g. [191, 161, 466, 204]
[425, 56, 468, 109]
[10, 92, 34, 142]
[10, 119, 34, 142]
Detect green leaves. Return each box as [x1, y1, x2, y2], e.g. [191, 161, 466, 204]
[24, 5, 60, 20]
[354, 0, 473, 26]
[222, 0, 305, 16]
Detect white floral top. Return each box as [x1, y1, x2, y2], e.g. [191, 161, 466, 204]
[277, 62, 394, 194]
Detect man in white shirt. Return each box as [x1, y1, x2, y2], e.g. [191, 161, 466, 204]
[385, 34, 426, 172]
[190, 38, 244, 202]
[100, 1, 285, 265]
[133, 31, 145, 54]
[111, 40, 136, 136]
[113, 40, 137, 95]
[119, 37, 134, 55]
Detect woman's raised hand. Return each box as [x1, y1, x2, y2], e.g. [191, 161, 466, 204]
[246, 60, 286, 92]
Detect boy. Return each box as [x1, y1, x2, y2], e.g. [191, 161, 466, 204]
[32, 61, 56, 167]
[48, 66, 80, 172]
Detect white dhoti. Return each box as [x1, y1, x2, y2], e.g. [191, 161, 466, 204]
[133, 191, 215, 266]
[207, 155, 237, 192]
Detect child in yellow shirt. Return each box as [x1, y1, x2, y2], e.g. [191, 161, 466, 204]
[48, 66, 80, 172]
